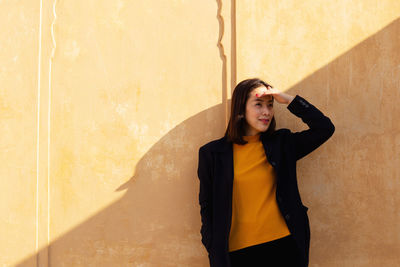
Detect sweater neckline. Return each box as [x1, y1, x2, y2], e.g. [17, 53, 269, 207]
[243, 133, 261, 143]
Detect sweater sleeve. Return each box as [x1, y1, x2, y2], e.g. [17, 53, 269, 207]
[287, 95, 335, 160]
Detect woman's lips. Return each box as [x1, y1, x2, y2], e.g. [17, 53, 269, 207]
[260, 119, 270, 124]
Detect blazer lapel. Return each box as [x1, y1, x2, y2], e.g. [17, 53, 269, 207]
[261, 132, 280, 181]
[261, 133, 274, 162]
[213, 136, 234, 187]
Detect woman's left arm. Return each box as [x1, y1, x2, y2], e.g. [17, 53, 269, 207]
[258, 86, 335, 160]
[286, 94, 335, 160]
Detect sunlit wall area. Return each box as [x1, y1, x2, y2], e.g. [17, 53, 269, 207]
[237, 0, 400, 90]
[0, 1, 39, 266]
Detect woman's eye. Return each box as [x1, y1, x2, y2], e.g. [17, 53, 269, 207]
[255, 103, 261, 106]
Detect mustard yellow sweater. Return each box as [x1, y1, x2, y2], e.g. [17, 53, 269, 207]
[229, 133, 290, 252]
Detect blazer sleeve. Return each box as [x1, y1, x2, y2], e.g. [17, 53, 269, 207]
[287, 95, 335, 160]
[197, 146, 213, 253]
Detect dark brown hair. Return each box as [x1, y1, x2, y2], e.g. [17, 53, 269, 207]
[224, 78, 276, 144]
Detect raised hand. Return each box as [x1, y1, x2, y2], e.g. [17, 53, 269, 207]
[254, 85, 295, 105]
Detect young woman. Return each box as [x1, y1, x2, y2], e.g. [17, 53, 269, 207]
[197, 78, 335, 267]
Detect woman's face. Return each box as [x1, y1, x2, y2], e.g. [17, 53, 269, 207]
[244, 86, 274, 136]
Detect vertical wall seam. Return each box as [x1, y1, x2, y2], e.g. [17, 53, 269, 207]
[48, 0, 58, 262]
[36, 0, 43, 265]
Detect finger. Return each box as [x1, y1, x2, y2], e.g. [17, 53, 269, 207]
[262, 88, 279, 95]
[255, 86, 277, 97]
[258, 91, 275, 98]
[255, 87, 268, 97]
[268, 88, 281, 94]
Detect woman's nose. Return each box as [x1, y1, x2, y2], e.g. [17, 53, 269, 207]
[262, 107, 271, 116]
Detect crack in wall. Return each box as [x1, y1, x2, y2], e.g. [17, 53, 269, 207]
[35, 0, 43, 260]
[216, 0, 237, 127]
[216, 0, 228, 127]
[45, 0, 58, 264]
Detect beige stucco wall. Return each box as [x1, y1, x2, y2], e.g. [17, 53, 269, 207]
[0, 0, 399, 266]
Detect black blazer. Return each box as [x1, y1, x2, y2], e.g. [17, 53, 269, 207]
[197, 95, 335, 267]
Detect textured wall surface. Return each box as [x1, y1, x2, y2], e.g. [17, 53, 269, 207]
[0, 1, 39, 266]
[0, 0, 399, 266]
[237, 1, 400, 266]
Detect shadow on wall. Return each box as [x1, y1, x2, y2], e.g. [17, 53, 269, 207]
[16, 18, 400, 267]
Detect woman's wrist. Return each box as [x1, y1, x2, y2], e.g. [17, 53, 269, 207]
[277, 92, 294, 105]
[285, 94, 295, 105]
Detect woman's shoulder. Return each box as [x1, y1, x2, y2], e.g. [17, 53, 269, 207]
[199, 135, 229, 153]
